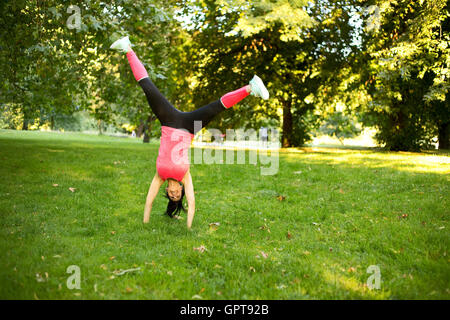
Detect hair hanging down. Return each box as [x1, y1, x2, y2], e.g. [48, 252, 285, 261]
[164, 186, 186, 218]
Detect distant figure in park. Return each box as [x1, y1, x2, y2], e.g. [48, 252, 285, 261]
[131, 130, 136, 138]
[110, 36, 269, 229]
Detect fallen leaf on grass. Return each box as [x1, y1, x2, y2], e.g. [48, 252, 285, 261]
[52, 184, 59, 187]
[276, 195, 286, 201]
[68, 187, 76, 192]
[209, 222, 220, 232]
[109, 256, 116, 261]
[145, 261, 156, 267]
[348, 267, 356, 273]
[193, 245, 207, 253]
[390, 248, 403, 254]
[287, 231, 292, 240]
[259, 225, 271, 233]
[35, 273, 46, 283]
[260, 251, 268, 259]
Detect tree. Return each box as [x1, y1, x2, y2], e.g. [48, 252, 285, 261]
[359, 0, 449, 150]
[0, 0, 89, 130]
[176, 0, 363, 147]
[0, 0, 182, 142]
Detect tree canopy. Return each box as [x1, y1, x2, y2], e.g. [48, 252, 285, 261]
[1, 0, 448, 150]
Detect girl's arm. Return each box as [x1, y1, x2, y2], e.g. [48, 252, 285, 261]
[183, 170, 195, 229]
[143, 172, 164, 223]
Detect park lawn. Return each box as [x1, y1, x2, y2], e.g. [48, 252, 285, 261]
[0, 129, 449, 300]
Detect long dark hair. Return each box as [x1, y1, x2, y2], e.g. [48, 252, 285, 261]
[164, 185, 186, 218]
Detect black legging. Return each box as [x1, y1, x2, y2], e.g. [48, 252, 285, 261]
[139, 78, 225, 134]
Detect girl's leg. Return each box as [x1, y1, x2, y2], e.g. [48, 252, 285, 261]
[181, 100, 224, 134]
[181, 85, 251, 134]
[220, 85, 251, 108]
[126, 50, 179, 125]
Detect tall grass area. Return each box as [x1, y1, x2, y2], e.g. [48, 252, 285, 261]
[0, 129, 448, 299]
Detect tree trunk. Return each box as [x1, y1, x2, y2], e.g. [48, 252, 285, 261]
[143, 130, 150, 143]
[438, 122, 450, 150]
[136, 121, 144, 138]
[22, 120, 29, 130]
[22, 109, 29, 130]
[98, 119, 103, 135]
[143, 114, 155, 144]
[50, 115, 55, 131]
[281, 99, 293, 147]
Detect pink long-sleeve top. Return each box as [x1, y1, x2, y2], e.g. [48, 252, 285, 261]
[156, 126, 195, 182]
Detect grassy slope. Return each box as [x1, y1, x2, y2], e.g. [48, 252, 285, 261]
[0, 130, 448, 299]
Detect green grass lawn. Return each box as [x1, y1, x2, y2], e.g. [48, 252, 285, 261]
[0, 129, 449, 299]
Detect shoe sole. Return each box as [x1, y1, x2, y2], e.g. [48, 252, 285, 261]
[110, 36, 130, 50]
[252, 76, 269, 100]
